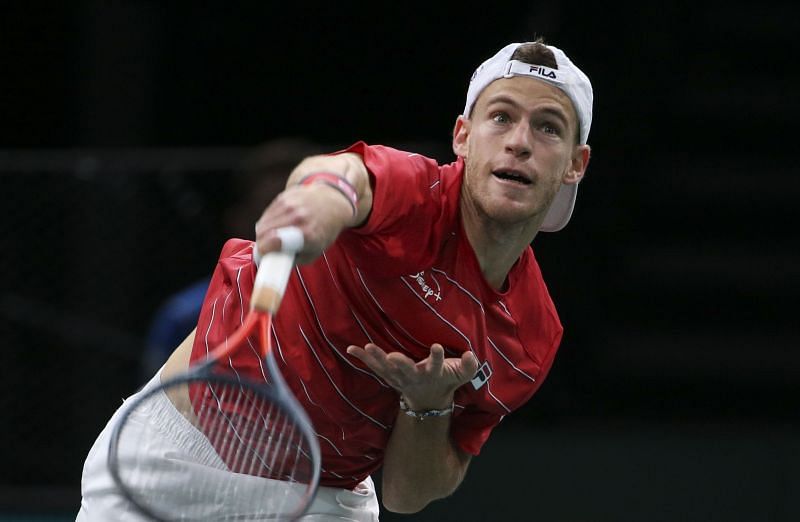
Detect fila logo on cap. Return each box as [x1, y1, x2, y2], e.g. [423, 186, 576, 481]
[528, 65, 557, 80]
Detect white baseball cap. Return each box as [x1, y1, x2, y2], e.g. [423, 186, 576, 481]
[463, 42, 593, 232]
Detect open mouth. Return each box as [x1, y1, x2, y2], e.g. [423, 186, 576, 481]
[492, 170, 531, 185]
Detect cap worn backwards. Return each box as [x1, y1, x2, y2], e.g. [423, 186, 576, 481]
[463, 42, 593, 232]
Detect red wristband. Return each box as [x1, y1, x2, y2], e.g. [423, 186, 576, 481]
[299, 172, 358, 217]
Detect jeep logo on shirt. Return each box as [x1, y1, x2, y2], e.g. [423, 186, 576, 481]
[410, 271, 442, 302]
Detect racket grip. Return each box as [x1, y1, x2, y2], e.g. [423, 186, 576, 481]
[252, 251, 296, 313]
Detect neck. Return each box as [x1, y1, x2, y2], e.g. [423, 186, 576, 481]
[460, 199, 540, 291]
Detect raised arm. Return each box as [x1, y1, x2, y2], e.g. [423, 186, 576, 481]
[254, 152, 372, 263]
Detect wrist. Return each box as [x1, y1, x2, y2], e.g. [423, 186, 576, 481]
[298, 172, 358, 218]
[399, 395, 454, 420]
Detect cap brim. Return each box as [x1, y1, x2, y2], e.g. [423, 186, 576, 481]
[540, 183, 578, 232]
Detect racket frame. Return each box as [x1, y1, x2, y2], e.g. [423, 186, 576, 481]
[107, 350, 321, 521]
[108, 232, 320, 521]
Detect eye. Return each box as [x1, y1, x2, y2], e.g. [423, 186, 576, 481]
[540, 121, 562, 137]
[491, 111, 511, 124]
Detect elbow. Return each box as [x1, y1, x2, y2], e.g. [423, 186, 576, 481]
[381, 478, 455, 514]
[380, 446, 471, 513]
[381, 488, 431, 514]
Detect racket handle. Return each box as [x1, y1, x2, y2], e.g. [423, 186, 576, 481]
[251, 226, 304, 313]
[252, 251, 296, 312]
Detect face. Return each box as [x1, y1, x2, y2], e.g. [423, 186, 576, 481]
[453, 76, 589, 229]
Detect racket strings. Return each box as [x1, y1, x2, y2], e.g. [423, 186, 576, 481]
[192, 314, 314, 517]
[113, 311, 318, 520]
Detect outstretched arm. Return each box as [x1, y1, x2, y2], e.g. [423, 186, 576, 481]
[254, 152, 373, 264]
[347, 342, 480, 513]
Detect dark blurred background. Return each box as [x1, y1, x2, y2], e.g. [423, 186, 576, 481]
[2, 2, 798, 521]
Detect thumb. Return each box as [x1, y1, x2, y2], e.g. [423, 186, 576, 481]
[254, 229, 284, 260]
[460, 351, 480, 382]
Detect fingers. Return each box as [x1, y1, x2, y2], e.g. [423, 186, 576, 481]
[256, 223, 313, 264]
[254, 185, 349, 264]
[254, 188, 309, 258]
[254, 220, 291, 258]
[346, 343, 388, 372]
[348, 344, 416, 389]
[348, 342, 483, 392]
[252, 232, 282, 261]
[427, 343, 445, 369]
[347, 344, 403, 374]
[425, 344, 478, 385]
[460, 351, 480, 381]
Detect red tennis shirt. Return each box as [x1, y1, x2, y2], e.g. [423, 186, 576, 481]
[191, 142, 563, 489]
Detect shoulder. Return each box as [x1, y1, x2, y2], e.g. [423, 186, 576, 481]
[339, 142, 463, 238]
[337, 141, 444, 181]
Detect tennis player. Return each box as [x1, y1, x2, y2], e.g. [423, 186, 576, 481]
[79, 38, 592, 521]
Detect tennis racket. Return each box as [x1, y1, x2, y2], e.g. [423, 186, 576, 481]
[108, 226, 321, 521]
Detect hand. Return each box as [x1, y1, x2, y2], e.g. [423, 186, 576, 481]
[346, 343, 480, 411]
[254, 183, 354, 264]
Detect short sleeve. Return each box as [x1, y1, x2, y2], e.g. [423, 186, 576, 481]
[332, 142, 461, 273]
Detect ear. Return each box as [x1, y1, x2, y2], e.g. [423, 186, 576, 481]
[452, 115, 470, 158]
[563, 144, 591, 185]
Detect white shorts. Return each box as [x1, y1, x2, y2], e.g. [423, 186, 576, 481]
[77, 370, 380, 521]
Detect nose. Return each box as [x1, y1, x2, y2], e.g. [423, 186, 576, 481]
[504, 121, 532, 158]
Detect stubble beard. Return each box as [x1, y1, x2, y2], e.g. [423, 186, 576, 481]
[463, 157, 542, 233]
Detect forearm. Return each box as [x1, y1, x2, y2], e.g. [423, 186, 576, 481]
[381, 406, 471, 513]
[255, 151, 374, 262]
[286, 152, 373, 227]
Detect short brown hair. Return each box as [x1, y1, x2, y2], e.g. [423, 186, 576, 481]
[509, 39, 558, 69]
